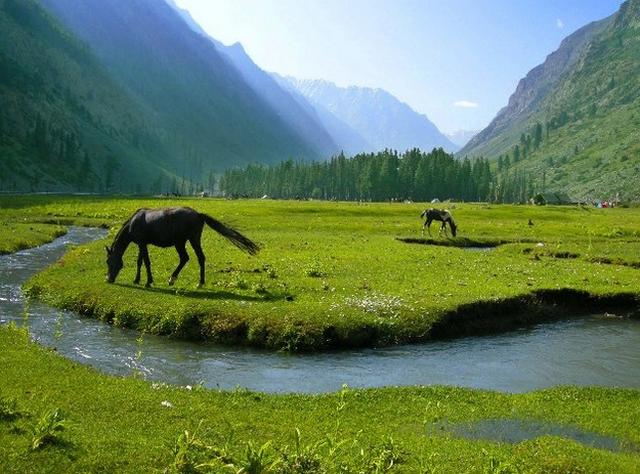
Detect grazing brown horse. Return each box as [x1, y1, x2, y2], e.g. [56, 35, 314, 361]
[105, 207, 259, 287]
[420, 208, 457, 237]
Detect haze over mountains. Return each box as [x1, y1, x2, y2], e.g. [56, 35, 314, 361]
[0, 0, 459, 192]
[169, 0, 458, 155]
[274, 77, 459, 154]
[446, 130, 479, 148]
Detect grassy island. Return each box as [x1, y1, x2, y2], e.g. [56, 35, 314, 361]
[5, 195, 637, 351]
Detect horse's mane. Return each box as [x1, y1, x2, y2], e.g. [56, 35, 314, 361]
[110, 209, 143, 249]
[443, 209, 455, 223]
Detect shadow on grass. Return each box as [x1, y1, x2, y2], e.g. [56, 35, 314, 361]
[115, 282, 285, 302]
[396, 236, 516, 248]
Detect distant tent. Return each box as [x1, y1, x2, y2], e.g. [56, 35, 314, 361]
[431, 198, 440, 203]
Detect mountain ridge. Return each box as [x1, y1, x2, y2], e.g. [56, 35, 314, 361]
[280, 76, 459, 154]
[165, 0, 340, 158]
[460, 15, 614, 157]
[461, 0, 640, 201]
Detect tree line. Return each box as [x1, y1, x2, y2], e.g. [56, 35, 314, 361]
[220, 148, 512, 202]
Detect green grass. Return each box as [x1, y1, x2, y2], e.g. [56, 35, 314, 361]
[0, 222, 66, 254]
[1, 195, 637, 351]
[1, 323, 639, 473]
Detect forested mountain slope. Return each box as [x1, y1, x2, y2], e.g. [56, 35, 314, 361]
[166, 0, 340, 159]
[0, 0, 172, 192]
[462, 0, 640, 201]
[40, 0, 321, 172]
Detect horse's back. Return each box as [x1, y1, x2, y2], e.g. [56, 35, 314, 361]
[130, 207, 203, 246]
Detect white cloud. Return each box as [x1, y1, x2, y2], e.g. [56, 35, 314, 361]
[556, 18, 564, 29]
[453, 100, 479, 108]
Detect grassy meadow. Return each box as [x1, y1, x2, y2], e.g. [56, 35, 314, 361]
[0, 221, 65, 255]
[1, 195, 640, 472]
[4, 195, 638, 351]
[1, 323, 640, 473]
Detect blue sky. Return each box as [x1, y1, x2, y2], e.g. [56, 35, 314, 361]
[174, 0, 623, 134]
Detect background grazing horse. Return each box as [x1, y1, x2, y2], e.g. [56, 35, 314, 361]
[421, 208, 457, 237]
[105, 207, 259, 287]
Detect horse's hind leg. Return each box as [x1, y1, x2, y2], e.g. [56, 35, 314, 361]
[134, 246, 143, 284]
[169, 242, 189, 286]
[190, 237, 206, 287]
[141, 244, 153, 287]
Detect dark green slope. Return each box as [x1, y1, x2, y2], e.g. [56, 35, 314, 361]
[41, 0, 321, 173]
[0, 0, 176, 191]
[463, 0, 640, 201]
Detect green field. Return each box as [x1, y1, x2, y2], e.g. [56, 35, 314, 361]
[1, 195, 640, 472]
[2, 323, 640, 473]
[5, 195, 638, 351]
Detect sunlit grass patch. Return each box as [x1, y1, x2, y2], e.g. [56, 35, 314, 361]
[0, 222, 66, 254]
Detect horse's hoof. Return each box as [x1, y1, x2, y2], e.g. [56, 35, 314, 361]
[145, 282, 153, 288]
[133, 280, 140, 285]
[197, 283, 204, 289]
[168, 277, 176, 286]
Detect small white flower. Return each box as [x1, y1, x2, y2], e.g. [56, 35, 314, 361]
[161, 400, 173, 408]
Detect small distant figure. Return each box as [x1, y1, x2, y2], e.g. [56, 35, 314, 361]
[420, 208, 457, 237]
[528, 219, 534, 226]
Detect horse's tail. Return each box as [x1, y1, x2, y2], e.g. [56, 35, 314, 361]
[200, 214, 260, 255]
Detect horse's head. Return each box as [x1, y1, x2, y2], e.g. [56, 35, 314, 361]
[105, 246, 123, 283]
[420, 209, 427, 218]
[449, 219, 457, 237]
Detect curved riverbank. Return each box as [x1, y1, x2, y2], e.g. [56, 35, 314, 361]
[2, 228, 639, 394]
[0, 222, 66, 255]
[24, 266, 640, 352]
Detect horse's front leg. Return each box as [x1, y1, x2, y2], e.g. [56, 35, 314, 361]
[141, 244, 153, 287]
[441, 222, 450, 238]
[134, 246, 143, 285]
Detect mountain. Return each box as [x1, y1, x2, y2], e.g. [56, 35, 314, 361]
[271, 74, 372, 155]
[460, 17, 612, 157]
[165, 0, 340, 158]
[446, 130, 479, 148]
[167, 0, 454, 157]
[460, 0, 640, 200]
[0, 0, 177, 192]
[40, 0, 322, 175]
[278, 77, 459, 154]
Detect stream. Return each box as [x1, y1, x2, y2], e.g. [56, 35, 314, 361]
[1, 227, 639, 394]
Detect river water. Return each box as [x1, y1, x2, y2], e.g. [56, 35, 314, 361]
[1, 227, 639, 394]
